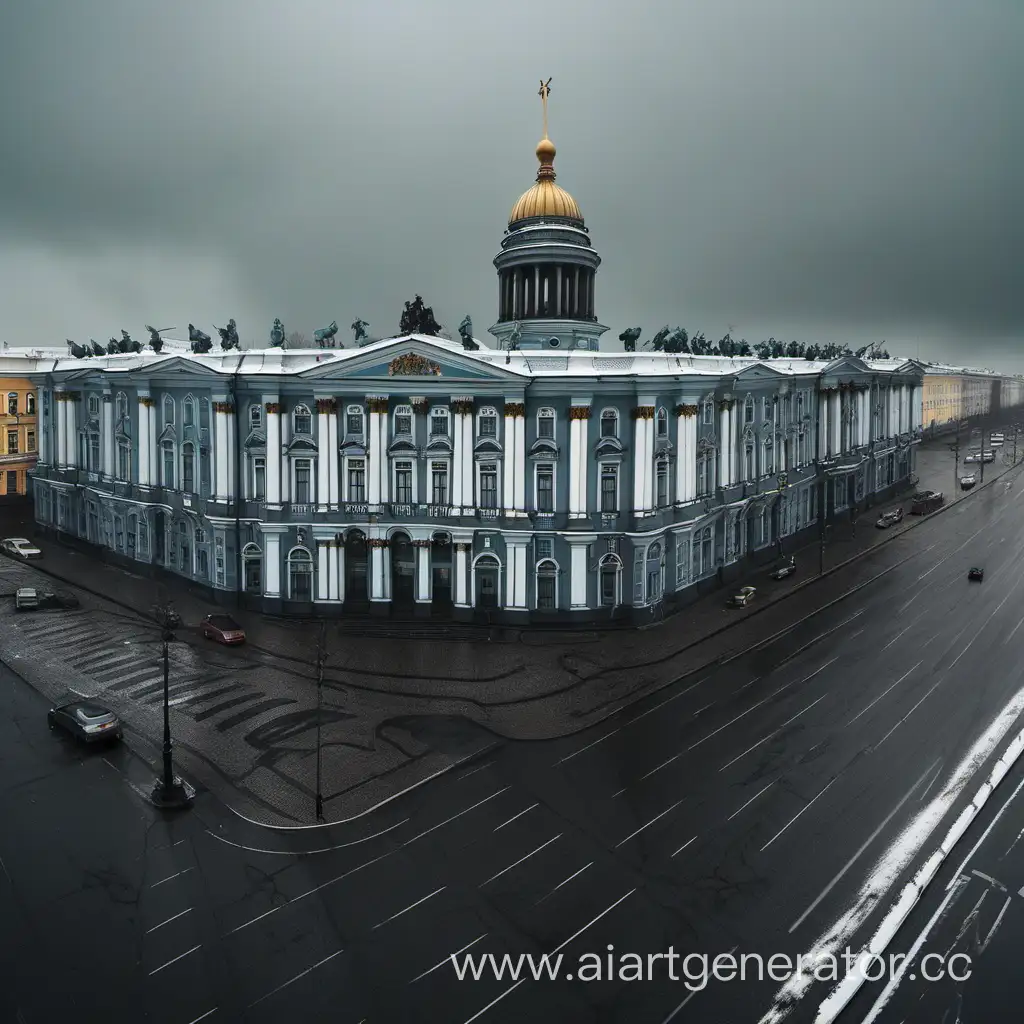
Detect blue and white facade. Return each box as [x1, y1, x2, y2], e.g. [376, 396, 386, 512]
[13, 118, 927, 625]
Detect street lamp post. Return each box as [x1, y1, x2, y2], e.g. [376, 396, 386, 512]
[151, 602, 194, 808]
[315, 619, 327, 823]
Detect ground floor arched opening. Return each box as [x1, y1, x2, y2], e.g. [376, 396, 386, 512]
[345, 529, 368, 607]
[390, 531, 415, 606]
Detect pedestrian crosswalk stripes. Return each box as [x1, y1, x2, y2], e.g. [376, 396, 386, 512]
[76, 650, 139, 672]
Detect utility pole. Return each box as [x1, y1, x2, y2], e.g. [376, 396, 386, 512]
[315, 620, 327, 823]
[948, 438, 959, 492]
[818, 472, 826, 576]
[980, 429, 987, 484]
[151, 600, 193, 808]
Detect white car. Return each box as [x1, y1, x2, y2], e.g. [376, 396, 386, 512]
[1, 537, 42, 560]
[727, 586, 757, 608]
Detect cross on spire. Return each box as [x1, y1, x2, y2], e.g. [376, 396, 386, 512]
[538, 77, 552, 138]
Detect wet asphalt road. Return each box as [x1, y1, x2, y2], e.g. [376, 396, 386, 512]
[5, 476, 1024, 1022]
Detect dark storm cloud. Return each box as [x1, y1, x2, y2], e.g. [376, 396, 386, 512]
[0, 0, 1022, 366]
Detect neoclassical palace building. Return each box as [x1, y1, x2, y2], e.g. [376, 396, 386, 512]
[10, 97, 932, 624]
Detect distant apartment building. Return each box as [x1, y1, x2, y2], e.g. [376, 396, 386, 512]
[0, 377, 38, 500]
[921, 364, 1024, 432]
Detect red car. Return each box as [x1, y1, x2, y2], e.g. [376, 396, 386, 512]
[201, 613, 246, 645]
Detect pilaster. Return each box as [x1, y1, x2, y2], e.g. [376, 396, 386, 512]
[101, 393, 114, 478]
[632, 405, 654, 514]
[505, 537, 529, 609]
[453, 542, 471, 607]
[568, 534, 597, 608]
[264, 399, 282, 505]
[138, 397, 155, 486]
[415, 540, 431, 603]
[568, 404, 590, 518]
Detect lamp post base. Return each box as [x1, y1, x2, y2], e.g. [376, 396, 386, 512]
[150, 776, 195, 809]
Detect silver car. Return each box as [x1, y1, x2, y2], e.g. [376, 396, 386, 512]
[1, 537, 42, 559]
[47, 702, 123, 744]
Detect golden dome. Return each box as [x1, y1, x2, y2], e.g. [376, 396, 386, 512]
[508, 135, 582, 225]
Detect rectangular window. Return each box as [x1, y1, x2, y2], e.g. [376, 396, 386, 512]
[7, 395, 17, 415]
[253, 457, 266, 500]
[183, 452, 194, 493]
[479, 415, 497, 438]
[395, 461, 413, 503]
[703, 402, 713, 425]
[537, 572, 556, 610]
[294, 409, 312, 435]
[163, 446, 174, 487]
[395, 412, 412, 435]
[656, 462, 669, 506]
[117, 445, 130, 482]
[536, 537, 554, 560]
[479, 463, 498, 508]
[431, 461, 448, 505]
[138, 520, 149, 556]
[6, 430, 16, 454]
[348, 460, 366, 502]
[430, 413, 448, 437]
[215, 537, 225, 586]
[346, 411, 363, 434]
[27, 430, 36, 452]
[294, 460, 312, 504]
[600, 464, 618, 512]
[536, 465, 554, 512]
[601, 412, 617, 438]
[538, 414, 554, 439]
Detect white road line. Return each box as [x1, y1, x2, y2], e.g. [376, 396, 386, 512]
[553, 726, 622, 766]
[883, 623, 913, 648]
[871, 674, 948, 751]
[918, 762, 943, 803]
[246, 949, 344, 1008]
[145, 907, 192, 934]
[615, 801, 684, 848]
[372, 886, 446, 929]
[148, 944, 202, 976]
[727, 781, 775, 822]
[979, 895, 1011, 954]
[660, 945, 738, 1023]
[971, 868, 1007, 892]
[480, 835, 562, 886]
[403, 788, 511, 846]
[671, 836, 697, 858]
[718, 694, 829, 772]
[461, 979, 526, 1024]
[759, 778, 836, 853]
[844, 662, 922, 728]
[789, 760, 939, 933]
[692, 700, 717, 717]
[456, 763, 494, 781]
[492, 803, 539, 832]
[534, 862, 593, 905]
[150, 868, 192, 888]
[185, 1009, 217, 1024]
[550, 888, 637, 955]
[410, 934, 487, 983]
[1005, 614, 1024, 645]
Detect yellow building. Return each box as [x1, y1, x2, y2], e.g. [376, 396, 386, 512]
[0, 377, 38, 500]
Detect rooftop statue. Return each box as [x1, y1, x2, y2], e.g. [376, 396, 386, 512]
[216, 318, 240, 350]
[89, 339, 105, 357]
[314, 320, 339, 348]
[189, 324, 212, 354]
[665, 328, 689, 354]
[650, 325, 671, 351]
[458, 315, 478, 351]
[120, 329, 142, 354]
[269, 318, 286, 347]
[618, 326, 641, 353]
[351, 318, 369, 344]
[106, 337, 120, 355]
[67, 339, 88, 359]
[507, 321, 522, 350]
[144, 325, 174, 353]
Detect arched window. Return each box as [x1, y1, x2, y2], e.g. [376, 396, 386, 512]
[287, 547, 314, 601]
[655, 456, 670, 507]
[645, 541, 664, 603]
[88, 394, 100, 417]
[26, 393, 35, 415]
[116, 392, 128, 421]
[182, 442, 196, 493]
[163, 395, 174, 425]
[162, 440, 175, 488]
[598, 552, 622, 607]
[600, 408, 618, 438]
[242, 542, 262, 593]
[537, 407, 555, 439]
[697, 448, 715, 496]
[393, 404, 413, 436]
[477, 406, 498, 438]
[656, 407, 668, 438]
[7, 392, 17, 416]
[744, 396, 754, 425]
[429, 406, 450, 437]
[744, 439, 755, 481]
[536, 558, 559, 610]
[346, 404, 364, 436]
[249, 402, 262, 429]
[692, 525, 714, 578]
[293, 404, 312, 435]
[183, 396, 195, 427]
[762, 437, 774, 476]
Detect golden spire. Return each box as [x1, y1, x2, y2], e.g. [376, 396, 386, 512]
[535, 77, 556, 179]
[539, 77, 552, 139]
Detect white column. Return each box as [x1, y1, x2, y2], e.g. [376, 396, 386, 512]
[506, 539, 528, 609]
[454, 542, 470, 606]
[227, 405, 236, 499]
[415, 542, 430, 603]
[148, 404, 158, 486]
[370, 543, 387, 601]
[718, 403, 730, 487]
[317, 541, 330, 600]
[368, 404, 382, 506]
[729, 403, 739, 483]
[264, 533, 281, 597]
[56, 394, 66, 466]
[514, 412, 526, 512]
[101, 396, 113, 477]
[818, 393, 829, 458]
[675, 409, 687, 503]
[633, 408, 649, 511]
[451, 405, 465, 510]
[378, 403, 390, 504]
[65, 395, 78, 469]
[280, 410, 291, 503]
[577, 409, 589, 516]
[266, 402, 281, 504]
[137, 399, 151, 486]
[831, 392, 841, 455]
[333, 543, 344, 602]
[215, 408, 229, 498]
[556, 266, 562, 316]
[569, 540, 591, 608]
[317, 405, 329, 509]
[569, 415, 581, 514]
[503, 407, 518, 515]
[643, 416, 655, 510]
[328, 406, 339, 506]
[461, 407, 474, 510]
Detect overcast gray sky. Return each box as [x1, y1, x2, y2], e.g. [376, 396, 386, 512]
[1, 1, 1021, 368]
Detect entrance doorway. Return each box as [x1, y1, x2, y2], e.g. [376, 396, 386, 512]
[390, 532, 415, 606]
[474, 555, 500, 609]
[431, 533, 452, 609]
[345, 530, 368, 605]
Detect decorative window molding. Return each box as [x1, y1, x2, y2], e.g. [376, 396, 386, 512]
[535, 558, 559, 610]
[345, 404, 365, 436]
[477, 406, 499, 439]
[293, 404, 312, 436]
[600, 408, 619, 438]
[536, 407, 556, 439]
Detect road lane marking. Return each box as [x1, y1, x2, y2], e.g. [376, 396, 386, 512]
[372, 886, 446, 929]
[148, 944, 202, 976]
[774, 613, 864, 668]
[759, 778, 836, 853]
[403, 788, 510, 846]
[671, 835, 697, 858]
[492, 804, 539, 832]
[615, 801, 684, 848]
[844, 662, 922, 728]
[659, 945, 738, 1023]
[410, 934, 487, 983]
[145, 908, 192, 934]
[533, 862, 593, 905]
[979, 895, 1012, 954]
[727, 781, 775, 821]
[150, 868, 193, 889]
[871, 673, 948, 752]
[480, 835, 562, 886]
[919, 762, 943, 802]
[718, 694, 828, 771]
[461, 980, 526, 1024]
[789, 759, 939, 933]
[185, 1010, 217, 1024]
[971, 869, 1007, 892]
[1004, 614, 1024, 645]
[246, 949, 344, 1008]
[553, 726, 622, 766]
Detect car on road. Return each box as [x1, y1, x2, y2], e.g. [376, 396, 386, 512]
[876, 508, 904, 528]
[726, 586, 757, 608]
[1, 537, 42, 560]
[770, 558, 797, 580]
[964, 454, 979, 464]
[911, 491, 944, 514]
[201, 613, 246, 645]
[47, 702, 122, 744]
[39, 590, 80, 610]
[968, 567, 984, 581]
[960, 474, 977, 490]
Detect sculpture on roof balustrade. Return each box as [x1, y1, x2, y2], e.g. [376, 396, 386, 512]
[314, 320, 339, 348]
[145, 325, 174, 353]
[89, 339, 105, 357]
[618, 326, 641, 352]
[649, 326, 671, 351]
[269, 319, 286, 347]
[507, 321, 522, 351]
[119, 330, 142, 353]
[458, 315, 478, 351]
[106, 337, 120, 355]
[351, 318, 369, 344]
[67, 339, 88, 359]
[189, 324, 212, 353]
[215, 318, 240, 350]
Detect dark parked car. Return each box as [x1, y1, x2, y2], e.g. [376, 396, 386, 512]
[876, 508, 904, 529]
[968, 567, 984, 581]
[911, 491, 944, 515]
[39, 591, 80, 610]
[47, 702, 122, 744]
[202, 613, 246, 645]
[770, 557, 797, 580]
